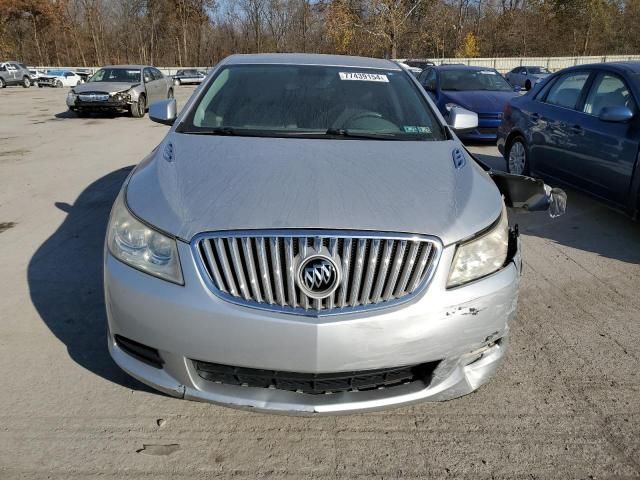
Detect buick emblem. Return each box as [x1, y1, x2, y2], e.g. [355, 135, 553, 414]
[297, 255, 341, 299]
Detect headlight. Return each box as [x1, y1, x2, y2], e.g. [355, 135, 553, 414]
[67, 91, 77, 101]
[447, 205, 509, 288]
[107, 191, 183, 284]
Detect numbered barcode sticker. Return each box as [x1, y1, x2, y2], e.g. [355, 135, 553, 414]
[339, 72, 389, 82]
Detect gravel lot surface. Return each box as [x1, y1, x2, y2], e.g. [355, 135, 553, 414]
[0, 86, 639, 479]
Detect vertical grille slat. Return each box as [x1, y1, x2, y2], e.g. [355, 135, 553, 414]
[371, 239, 394, 303]
[202, 241, 227, 293]
[337, 238, 352, 308]
[382, 240, 407, 300]
[407, 243, 433, 293]
[298, 237, 310, 310]
[360, 239, 380, 305]
[395, 241, 420, 296]
[270, 237, 286, 306]
[326, 238, 338, 310]
[241, 237, 263, 303]
[196, 232, 438, 315]
[229, 238, 251, 300]
[284, 237, 297, 307]
[215, 238, 238, 296]
[349, 239, 368, 307]
[257, 237, 274, 304]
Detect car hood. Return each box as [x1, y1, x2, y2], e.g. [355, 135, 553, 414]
[73, 82, 137, 94]
[442, 90, 518, 114]
[126, 134, 503, 246]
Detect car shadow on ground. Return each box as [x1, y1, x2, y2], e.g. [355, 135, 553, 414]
[54, 110, 122, 120]
[511, 187, 640, 265]
[27, 166, 154, 391]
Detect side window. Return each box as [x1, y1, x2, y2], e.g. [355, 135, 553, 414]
[423, 69, 437, 90]
[514, 67, 523, 74]
[417, 69, 427, 83]
[143, 68, 153, 83]
[0, 65, 6, 72]
[152, 68, 163, 80]
[583, 72, 635, 116]
[6, 63, 16, 71]
[544, 71, 590, 110]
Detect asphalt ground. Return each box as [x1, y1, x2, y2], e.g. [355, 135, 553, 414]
[0, 85, 639, 479]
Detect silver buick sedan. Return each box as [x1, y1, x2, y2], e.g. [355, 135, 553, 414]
[105, 54, 563, 414]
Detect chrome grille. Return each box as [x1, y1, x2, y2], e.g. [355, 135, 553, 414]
[194, 231, 441, 316]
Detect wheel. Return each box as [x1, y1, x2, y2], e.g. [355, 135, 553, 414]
[130, 94, 146, 118]
[55, 79, 63, 88]
[38, 84, 44, 88]
[167, 89, 174, 99]
[174, 78, 181, 86]
[0, 77, 5, 88]
[506, 136, 529, 175]
[524, 80, 532, 91]
[22, 76, 31, 88]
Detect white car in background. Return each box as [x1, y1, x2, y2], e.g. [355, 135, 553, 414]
[38, 69, 83, 88]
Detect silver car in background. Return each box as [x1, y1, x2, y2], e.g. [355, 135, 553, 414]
[105, 54, 563, 414]
[173, 69, 207, 85]
[505, 66, 551, 90]
[67, 65, 173, 117]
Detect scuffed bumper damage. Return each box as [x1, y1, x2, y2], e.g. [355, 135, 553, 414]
[67, 92, 134, 111]
[105, 230, 521, 415]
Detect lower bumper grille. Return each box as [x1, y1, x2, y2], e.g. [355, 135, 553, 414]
[192, 360, 439, 395]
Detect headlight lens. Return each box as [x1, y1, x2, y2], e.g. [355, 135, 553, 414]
[447, 205, 509, 288]
[107, 192, 183, 284]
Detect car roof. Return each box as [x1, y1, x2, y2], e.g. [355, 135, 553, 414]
[102, 65, 148, 70]
[220, 53, 400, 71]
[562, 61, 640, 74]
[432, 64, 496, 71]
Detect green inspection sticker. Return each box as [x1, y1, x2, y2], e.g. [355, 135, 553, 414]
[402, 126, 432, 133]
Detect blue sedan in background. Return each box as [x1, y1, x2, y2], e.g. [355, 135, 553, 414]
[417, 65, 519, 141]
[498, 62, 640, 217]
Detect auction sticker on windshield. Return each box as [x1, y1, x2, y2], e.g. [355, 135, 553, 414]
[339, 72, 389, 82]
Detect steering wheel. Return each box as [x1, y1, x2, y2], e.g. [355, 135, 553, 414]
[333, 109, 399, 130]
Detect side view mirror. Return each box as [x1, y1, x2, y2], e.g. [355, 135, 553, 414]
[489, 170, 566, 217]
[448, 106, 478, 132]
[599, 106, 634, 123]
[149, 98, 177, 126]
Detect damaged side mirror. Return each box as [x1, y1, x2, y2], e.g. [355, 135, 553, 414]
[488, 170, 567, 217]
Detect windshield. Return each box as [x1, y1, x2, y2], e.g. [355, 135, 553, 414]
[528, 67, 550, 74]
[89, 68, 141, 83]
[181, 64, 445, 141]
[440, 69, 513, 91]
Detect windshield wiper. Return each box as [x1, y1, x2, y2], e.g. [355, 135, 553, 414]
[324, 128, 401, 140]
[178, 126, 238, 136]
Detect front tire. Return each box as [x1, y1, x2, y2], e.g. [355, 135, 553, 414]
[22, 76, 31, 88]
[130, 94, 146, 118]
[55, 79, 63, 88]
[0, 78, 6, 88]
[525, 80, 532, 91]
[506, 136, 529, 175]
[174, 78, 181, 86]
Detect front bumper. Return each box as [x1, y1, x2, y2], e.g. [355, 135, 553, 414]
[105, 237, 521, 414]
[458, 117, 502, 142]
